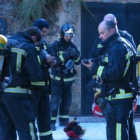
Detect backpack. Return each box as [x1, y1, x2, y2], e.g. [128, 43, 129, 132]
[0, 39, 24, 93]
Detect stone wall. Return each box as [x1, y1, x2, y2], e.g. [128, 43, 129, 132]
[0, 0, 82, 115]
[1, 0, 140, 115]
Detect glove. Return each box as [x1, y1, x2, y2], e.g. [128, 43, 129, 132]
[66, 47, 77, 57]
[96, 97, 115, 120]
[65, 59, 74, 70]
[86, 79, 96, 93]
[86, 77, 101, 94]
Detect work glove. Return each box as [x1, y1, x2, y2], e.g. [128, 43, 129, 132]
[86, 77, 102, 94]
[65, 59, 74, 70]
[86, 79, 96, 93]
[96, 97, 115, 121]
[66, 47, 77, 57]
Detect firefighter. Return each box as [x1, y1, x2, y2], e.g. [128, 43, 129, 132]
[49, 23, 81, 131]
[0, 27, 42, 140]
[85, 13, 138, 140]
[33, 19, 56, 140]
[82, 20, 137, 140]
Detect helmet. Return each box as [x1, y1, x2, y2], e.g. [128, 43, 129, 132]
[0, 35, 7, 49]
[60, 23, 75, 38]
[92, 101, 104, 118]
[63, 118, 86, 139]
[33, 18, 49, 30]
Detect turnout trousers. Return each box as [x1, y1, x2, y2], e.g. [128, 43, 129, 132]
[0, 93, 37, 140]
[51, 81, 72, 125]
[106, 102, 137, 140]
[33, 86, 53, 140]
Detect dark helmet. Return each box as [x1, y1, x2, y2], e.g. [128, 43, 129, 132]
[60, 23, 75, 38]
[63, 118, 86, 139]
[33, 18, 49, 30]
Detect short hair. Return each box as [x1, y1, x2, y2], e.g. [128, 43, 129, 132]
[24, 27, 41, 42]
[105, 19, 116, 30]
[103, 14, 117, 23]
[33, 18, 49, 30]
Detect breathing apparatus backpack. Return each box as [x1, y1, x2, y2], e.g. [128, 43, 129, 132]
[0, 35, 22, 93]
[0, 35, 12, 93]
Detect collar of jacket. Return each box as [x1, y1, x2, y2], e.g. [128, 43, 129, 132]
[11, 32, 34, 44]
[100, 33, 120, 52]
[60, 38, 71, 49]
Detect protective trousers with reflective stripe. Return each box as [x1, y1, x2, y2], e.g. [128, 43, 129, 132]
[51, 81, 72, 125]
[33, 86, 53, 140]
[0, 93, 38, 140]
[106, 102, 137, 140]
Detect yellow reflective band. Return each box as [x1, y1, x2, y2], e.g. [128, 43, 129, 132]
[59, 115, 69, 118]
[44, 45, 47, 49]
[97, 44, 103, 48]
[31, 81, 45, 86]
[29, 122, 36, 140]
[50, 75, 61, 81]
[51, 117, 57, 120]
[97, 66, 104, 78]
[59, 51, 65, 55]
[107, 93, 133, 100]
[16, 53, 21, 72]
[123, 59, 130, 77]
[59, 55, 65, 62]
[36, 47, 40, 51]
[104, 57, 108, 62]
[11, 48, 27, 56]
[3, 87, 31, 94]
[116, 123, 121, 140]
[64, 77, 75, 82]
[119, 89, 125, 94]
[38, 130, 52, 136]
[74, 56, 80, 63]
[126, 51, 133, 60]
[37, 56, 41, 64]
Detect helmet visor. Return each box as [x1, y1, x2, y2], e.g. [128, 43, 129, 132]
[64, 33, 73, 37]
[65, 28, 75, 36]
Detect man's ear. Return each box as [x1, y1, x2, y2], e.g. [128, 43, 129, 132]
[110, 28, 115, 35]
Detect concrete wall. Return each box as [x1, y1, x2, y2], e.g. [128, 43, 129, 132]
[0, 0, 140, 115]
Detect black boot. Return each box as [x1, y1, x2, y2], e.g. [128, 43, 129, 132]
[51, 124, 56, 131]
[59, 118, 69, 126]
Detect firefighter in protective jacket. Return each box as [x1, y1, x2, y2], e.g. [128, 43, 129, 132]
[0, 27, 42, 140]
[49, 23, 81, 131]
[33, 19, 56, 140]
[86, 13, 138, 140]
[82, 20, 137, 140]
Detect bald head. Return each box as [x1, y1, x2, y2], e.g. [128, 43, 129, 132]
[98, 20, 116, 41]
[103, 14, 117, 24]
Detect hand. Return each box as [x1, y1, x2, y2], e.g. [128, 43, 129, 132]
[82, 60, 93, 69]
[96, 97, 115, 120]
[50, 59, 57, 66]
[46, 55, 55, 63]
